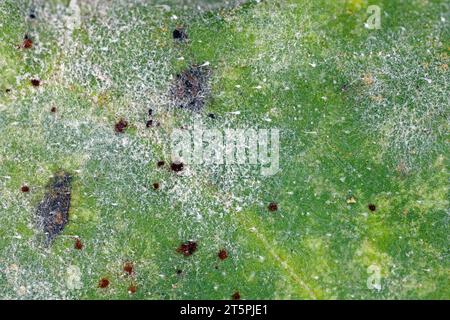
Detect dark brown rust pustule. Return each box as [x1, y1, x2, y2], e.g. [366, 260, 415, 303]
[21, 185, 30, 193]
[115, 119, 128, 133]
[74, 238, 83, 250]
[30, 79, 40, 87]
[22, 35, 33, 49]
[218, 249, 228, 260]
[173, 27, 188, 41]
[36, 171, 72, 244]
[128, 285, 137, 294]
[177, 241, 198, 256]
[231, 291, 241, 300]
[98, 278, 110, 288]
[123, 262, 134, 275]
[171, 162, 184, 172]
[368, 204, 377, 212]
[268, 202, 278, 212]
[157, 161, 165, 168]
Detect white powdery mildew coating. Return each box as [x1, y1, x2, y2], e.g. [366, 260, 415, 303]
[343, 14, 449, 167]
[0, 0, 273, 299]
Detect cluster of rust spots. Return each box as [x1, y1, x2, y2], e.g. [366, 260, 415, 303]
[368, 204, 377, 212]
[21, 185, 30, 193]
[74, 238, 83, 250]
[218, 249, 228, 260]
[170, 161, 184, 173]
[50, 106, 57, 113]
[30, 79, 40, 87]
[36, 171, 72, 244]
[152, 182, 160, 190]
[177, 241, 198, 257]
[268, 202, 278, 212]
[115, 119, 128, 133]
[97, 262, 137, 293]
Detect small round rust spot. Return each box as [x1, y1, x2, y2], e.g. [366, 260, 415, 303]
[98, 278, 110, 288]
[123, 262, 134, 275]
[218, 249, 228, 260]
[268, 202, 278, 212]
[50, 107, 57, 113]
[231, 291, 241, 300]
[74, 238, 83, 250]
[368, 204, 377, 212]
[115, 119, 128, 133]
[152, 182, 160, 190]
[21, 185, 30, 193]
[157, 160, 165, 168]
[30, 79, 40, 87]
[128, 285, 137, 294]
[23, 37, 33, 49]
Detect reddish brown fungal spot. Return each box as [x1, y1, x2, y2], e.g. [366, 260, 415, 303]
[268, 202, 278, 212]
[98, 278, 110, 288]
[171, 162, 184, 172]
[176, 269, 183, 275]
[50, 107, 57, 113]
[30, 79, 40, 87]
[22, 37, 33, 49]
[176, 241, 198, 256]
[114, 119, 128, 133]
[231, 291, 241, 300]
[157, 160, 165, 168]
[74, 238, 83, 250]
[21, 185, 30, 193]
[218, 249, 228, 260]
[368, 204, 377, 212]
[152, 182, 160, 190]
[146, 120, 153, 128]
[123, 262, 134, 275]
[128, 285, 137, 294]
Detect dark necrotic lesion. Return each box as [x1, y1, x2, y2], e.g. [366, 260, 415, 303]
[170, 65, 211, 112]
[36, 171, 72, 244]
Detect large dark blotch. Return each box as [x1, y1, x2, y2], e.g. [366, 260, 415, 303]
[36, 172, 72, 244]
[170, 65, 211, 112]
